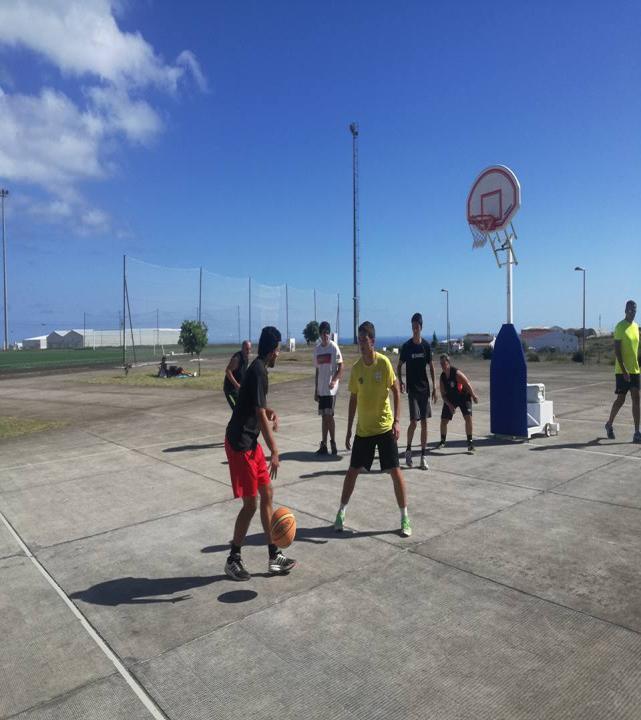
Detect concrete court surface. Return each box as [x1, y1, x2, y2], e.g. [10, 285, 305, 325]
[1, 356, 641, 719]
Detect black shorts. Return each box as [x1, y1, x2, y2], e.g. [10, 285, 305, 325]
[615, 373, 640, 395]
[408, 390, 432, 421]
[318, 395, 336, 416]
[224, 389, 239, 410]
[350, 430, 399, 472]
[441, 396, 473, 420]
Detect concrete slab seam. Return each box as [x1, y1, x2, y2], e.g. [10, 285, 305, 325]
[0, 509, 170, 720]
[410, 546, 641, 638]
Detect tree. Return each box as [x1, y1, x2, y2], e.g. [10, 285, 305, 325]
[431, 331, 438, 349]
[463, 337, 472, 353]
[303, 320, 320, 345]
[179, 320, 208, 356]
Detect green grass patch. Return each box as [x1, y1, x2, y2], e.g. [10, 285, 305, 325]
[0, 417, 67, 439]
[73, 368, 306, 390]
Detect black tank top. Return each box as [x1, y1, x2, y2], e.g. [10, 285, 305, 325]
[441, 365, 466, 403]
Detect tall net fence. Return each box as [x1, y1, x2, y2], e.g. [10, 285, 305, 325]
[125, 257, 343, 362]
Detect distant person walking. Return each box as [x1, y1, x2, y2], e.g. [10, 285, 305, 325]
[224, 327, 296, 580]
[313, 321, 343, 456]
[438, 354, 479, 454]
[334, 321, 412, 538]
[397, 312, 437, 470]
[223, 340, 251, 410]
[605, 300, 640, 443]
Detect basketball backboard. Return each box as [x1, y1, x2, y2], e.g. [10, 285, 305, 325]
[467, 165, 521, 232]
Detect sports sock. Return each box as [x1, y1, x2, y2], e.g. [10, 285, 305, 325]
[230, 543, 241, 557]
[400, 507, 409, 521]
[440, 434, 446, 443]
[268, 543, 278, 558]
[467, 434, 473, 442]
[406, 444, 411, 452]
[339, 503, 347, 513]
[421, 447, 426, 456]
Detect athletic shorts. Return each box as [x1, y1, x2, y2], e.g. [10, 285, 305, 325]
[224, 437, 270, 498]
[615, 373, 640, 395]
[408, 390, 432, 421]
[350, 430, 399, 472]
[224, 389, 239, 410]
[441, 396, 473, 421]
[318, 395, 336, 416]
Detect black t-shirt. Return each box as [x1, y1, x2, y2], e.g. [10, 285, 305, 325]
[440, 365, 469, 403]
[226, 357, 268, 451]
[223, 351, 247, 393]
[400, 339, 432, 394]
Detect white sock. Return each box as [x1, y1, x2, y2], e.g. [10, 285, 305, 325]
[339, 503, 347, 513]
[400, 507, 408, 520]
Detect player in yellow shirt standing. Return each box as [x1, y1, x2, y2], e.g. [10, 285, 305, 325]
[605, 300, 640, 443]
[334, 321, 411, 537]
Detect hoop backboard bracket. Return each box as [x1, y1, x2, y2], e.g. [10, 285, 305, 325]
[487, 224, 518, 268]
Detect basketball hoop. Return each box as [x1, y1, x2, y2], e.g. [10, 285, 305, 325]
[468, 214, 497, 248]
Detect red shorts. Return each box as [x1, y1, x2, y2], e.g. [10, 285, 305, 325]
[225, 438, 271, 498]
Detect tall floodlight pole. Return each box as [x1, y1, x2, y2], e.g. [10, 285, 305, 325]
[350, 122, 360, 345]
[248, 276, 252, 342]
[1, 189, 9, 351]
[198, 267, 202, 323]
[285, 284, 289, 340]
[441, 288, 450, 352]
[574, 266, 586, 364]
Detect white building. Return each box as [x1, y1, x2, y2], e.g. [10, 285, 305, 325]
[23, 335, 47, 350]
[530, 330, 578, 353]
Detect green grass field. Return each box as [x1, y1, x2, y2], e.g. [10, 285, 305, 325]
[0, 417, 67, 439]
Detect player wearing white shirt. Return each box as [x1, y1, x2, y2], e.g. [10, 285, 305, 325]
[313, 321, 343, 455]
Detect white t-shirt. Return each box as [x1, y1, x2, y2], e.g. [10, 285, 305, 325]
[314, 340, 343, 396]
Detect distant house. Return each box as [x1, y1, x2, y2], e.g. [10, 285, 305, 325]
[530, 330, 578, 353]
[23, 335, 47, 350]
[47, 330, 83, 349]
[521, 327, 553, 345]
[464, 333, 495, 353]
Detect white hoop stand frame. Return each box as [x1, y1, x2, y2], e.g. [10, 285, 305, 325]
[467, 166, 521, 325]
[468, 222, 518, 324]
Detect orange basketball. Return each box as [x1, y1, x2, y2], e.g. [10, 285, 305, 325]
[271, 506, 296, 548]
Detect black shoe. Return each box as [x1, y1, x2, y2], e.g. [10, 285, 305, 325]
[315, 442, 328, 456]
[605, 422, 615, 440]
[268, 552, 297, 574]
[467, 443, 475, 454]
[437, 441, 446, 449]
[225, 554, 250, 581]
[330, 440, 338, 456]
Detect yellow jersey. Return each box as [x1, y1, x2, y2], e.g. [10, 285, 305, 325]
[348, 352, 396, 437]
[614, 320, 640, 375]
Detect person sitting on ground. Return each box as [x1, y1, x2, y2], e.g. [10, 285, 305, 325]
[158, 356, 168, 378]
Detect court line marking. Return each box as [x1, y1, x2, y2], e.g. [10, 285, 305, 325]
[0, 510, 169, 720]
[546, 380, 611, 393]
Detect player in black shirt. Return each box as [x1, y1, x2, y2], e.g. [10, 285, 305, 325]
[224, 326, 296, 580]
[223, 340, 251, 409]
[397, 313, 437, 470]
[438, 353, 479, 454]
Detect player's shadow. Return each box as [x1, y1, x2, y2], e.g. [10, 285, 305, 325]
[69, 575, 225, 606]
[299, 469, 348, 478]
[163, 442, 224, 453]
[529, 437, 630, 451]
[278, 451, 344, 462]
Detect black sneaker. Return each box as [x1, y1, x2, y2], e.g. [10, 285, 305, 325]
[467, 443, 475, 454]
[330, 440, 338, 456]
[437, 440, 446, 449]
[315, 442, 328, 456]
[225, 554, 250, 581]
[268, 551, 297, 574]
[605, 422, 615, 440]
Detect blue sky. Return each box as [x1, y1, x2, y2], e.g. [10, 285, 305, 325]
[1, 0, 640, 343]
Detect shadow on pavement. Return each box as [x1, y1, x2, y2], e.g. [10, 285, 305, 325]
[279, 450, 344, 462]
[163, 442, 224, 453]
[201, 525, 399, 555]
[70, 575, 225, 605]
[217, 589, 258, 603]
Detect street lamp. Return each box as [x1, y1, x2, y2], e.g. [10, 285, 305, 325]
[1, 188, 8, 351]
[440, 288, 450, 352]
[574, 266, 586, 365]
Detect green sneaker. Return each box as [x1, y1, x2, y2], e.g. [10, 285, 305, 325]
[400, 516, 412, 538]
[334, 510, 345, 532]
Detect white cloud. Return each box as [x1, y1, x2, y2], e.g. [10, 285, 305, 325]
[0, 0, 207, 235]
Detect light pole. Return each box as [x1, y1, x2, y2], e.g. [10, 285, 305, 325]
[574, 266, 586, 364]
[440, 288, 450, 352]
[1, 189, 8, 351]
